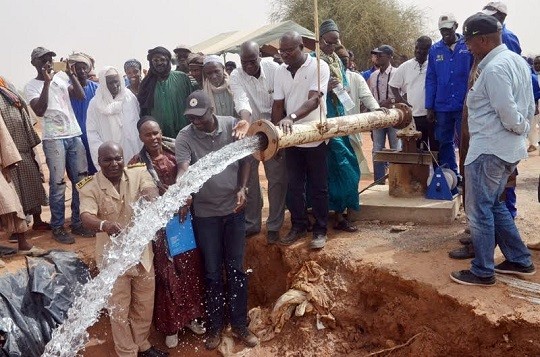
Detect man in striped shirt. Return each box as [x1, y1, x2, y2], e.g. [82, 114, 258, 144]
[230, 41, 288, 244]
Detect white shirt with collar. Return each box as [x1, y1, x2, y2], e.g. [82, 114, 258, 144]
[273, 55, 330, 148]
[229, 60, 279, 121]
[389, 58, 428, 117]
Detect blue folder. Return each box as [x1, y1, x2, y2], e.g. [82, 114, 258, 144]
[165, 212, 197, 257]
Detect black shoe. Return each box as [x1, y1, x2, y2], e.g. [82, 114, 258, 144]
[459, 236, 472, 245]
[494, 260, 536, 276]
[138, 346, 169, 357]
[310, 233, 327, 249]
[246, 229, 260, 238]
[267, 231, 280, 245]
[448, 245, 475, 260]
[278, 228, 307, 246]
[52, 227, 75, 244]
[71, 225, 96, 238]
[450, 270, 495, 286]
[204, 329, 222, 350]
[231, 327, 259, 347]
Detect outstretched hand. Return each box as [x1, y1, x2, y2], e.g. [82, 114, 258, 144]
[233, 119, 250, 139]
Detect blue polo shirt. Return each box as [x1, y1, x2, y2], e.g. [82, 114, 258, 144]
[425, 34, 473, 112]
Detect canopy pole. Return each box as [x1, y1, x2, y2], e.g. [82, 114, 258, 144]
[313, 0, 327, 134]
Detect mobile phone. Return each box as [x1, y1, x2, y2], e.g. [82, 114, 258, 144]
[53, 61, 67, 72]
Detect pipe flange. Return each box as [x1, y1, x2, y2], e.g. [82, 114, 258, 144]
[246, 119, 280, 161]
[393, 103, 413, 129]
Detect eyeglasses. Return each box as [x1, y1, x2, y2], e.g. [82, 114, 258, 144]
[278, 46, 299, 55]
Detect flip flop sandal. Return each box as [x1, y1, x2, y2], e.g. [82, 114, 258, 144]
[18, 246, 48, 257]
[334, 220, 358, 232]
[0, 246, 17, 256]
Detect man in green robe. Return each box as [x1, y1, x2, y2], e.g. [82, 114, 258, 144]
[138, 46, 194, 138]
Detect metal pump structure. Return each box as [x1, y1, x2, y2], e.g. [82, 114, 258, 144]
[247, 103, 412, 162]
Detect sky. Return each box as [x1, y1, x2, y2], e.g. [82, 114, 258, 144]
[1, 0, 539, 90]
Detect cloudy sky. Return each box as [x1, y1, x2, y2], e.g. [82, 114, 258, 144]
[1, 0, 538, 89]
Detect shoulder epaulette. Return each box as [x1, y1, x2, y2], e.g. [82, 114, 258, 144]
[127, 162, 147, 169]
[76, 176, 93, 190]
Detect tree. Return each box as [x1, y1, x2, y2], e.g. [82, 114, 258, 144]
[270, 0, 426, 70]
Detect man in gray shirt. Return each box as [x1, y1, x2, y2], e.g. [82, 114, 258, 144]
[450, 13, 535, 286]
[175, 90, 258, 350]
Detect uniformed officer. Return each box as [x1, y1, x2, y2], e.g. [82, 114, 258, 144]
[78, 141, 167, 357]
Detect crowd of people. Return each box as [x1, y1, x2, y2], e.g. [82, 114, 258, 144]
[0, 0, 539, 355]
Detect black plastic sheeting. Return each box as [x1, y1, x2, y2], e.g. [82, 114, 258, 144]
[0, 251, 90, 357]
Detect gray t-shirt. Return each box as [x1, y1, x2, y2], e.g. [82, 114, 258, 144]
[175, 115, 239, 217]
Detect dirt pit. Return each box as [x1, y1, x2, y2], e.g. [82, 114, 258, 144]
[83, 218, 540, 357]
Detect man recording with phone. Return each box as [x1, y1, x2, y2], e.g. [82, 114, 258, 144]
[24, 47, 95, 245]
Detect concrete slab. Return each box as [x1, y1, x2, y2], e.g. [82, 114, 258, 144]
[356, 185, 460, 224]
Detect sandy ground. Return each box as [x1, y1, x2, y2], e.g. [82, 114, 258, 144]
[1, 132, 540, 356]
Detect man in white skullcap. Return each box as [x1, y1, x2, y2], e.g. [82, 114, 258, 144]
[202, 55, 237, 117]
[86, 66, 142, 169]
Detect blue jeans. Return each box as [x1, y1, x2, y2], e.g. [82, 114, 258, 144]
[285, 143, 328, 236]
[465, 154, 531, 277]
[372, 127, 401, 182]
[434, 111, 461, 175]
[42, 137, 88, 229]
[193, 212, 248, 332]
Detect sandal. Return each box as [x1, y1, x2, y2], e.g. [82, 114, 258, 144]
[334, 220, 358, 232]
[18, 246, 48, 257]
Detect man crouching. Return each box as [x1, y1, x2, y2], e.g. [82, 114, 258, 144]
[78, 141, 167, 357]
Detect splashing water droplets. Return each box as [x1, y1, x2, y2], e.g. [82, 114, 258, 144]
[43, 137, 259, 357]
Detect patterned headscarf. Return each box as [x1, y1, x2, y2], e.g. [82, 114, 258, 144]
[124, 59, 142, 72]
[68, 52, 94, 71]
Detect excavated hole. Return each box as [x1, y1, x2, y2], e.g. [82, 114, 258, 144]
[245, 239, 540, 356]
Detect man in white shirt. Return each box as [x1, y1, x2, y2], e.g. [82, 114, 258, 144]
[389, 36, 435, 150]
[369, 45, 401, 184]
[230, 41, 288, 244]
[271, 32, 330, 250]
[24, 47, 94, 244]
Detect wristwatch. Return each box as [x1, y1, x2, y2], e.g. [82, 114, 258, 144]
[239, 186, 249, 194]
[289, 113, 297, 120]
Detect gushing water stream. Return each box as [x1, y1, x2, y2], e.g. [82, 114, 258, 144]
[42, 136, 260, 357]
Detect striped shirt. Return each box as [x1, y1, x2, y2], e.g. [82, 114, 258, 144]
[229, 60, 279, 121]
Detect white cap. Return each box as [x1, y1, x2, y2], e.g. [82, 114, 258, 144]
[482, 1, 508, 15]
[203, 55, 223, 66]
[438, 13, 457, 29]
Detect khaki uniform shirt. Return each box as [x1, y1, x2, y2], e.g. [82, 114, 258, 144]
[78, 165, 156, 271]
